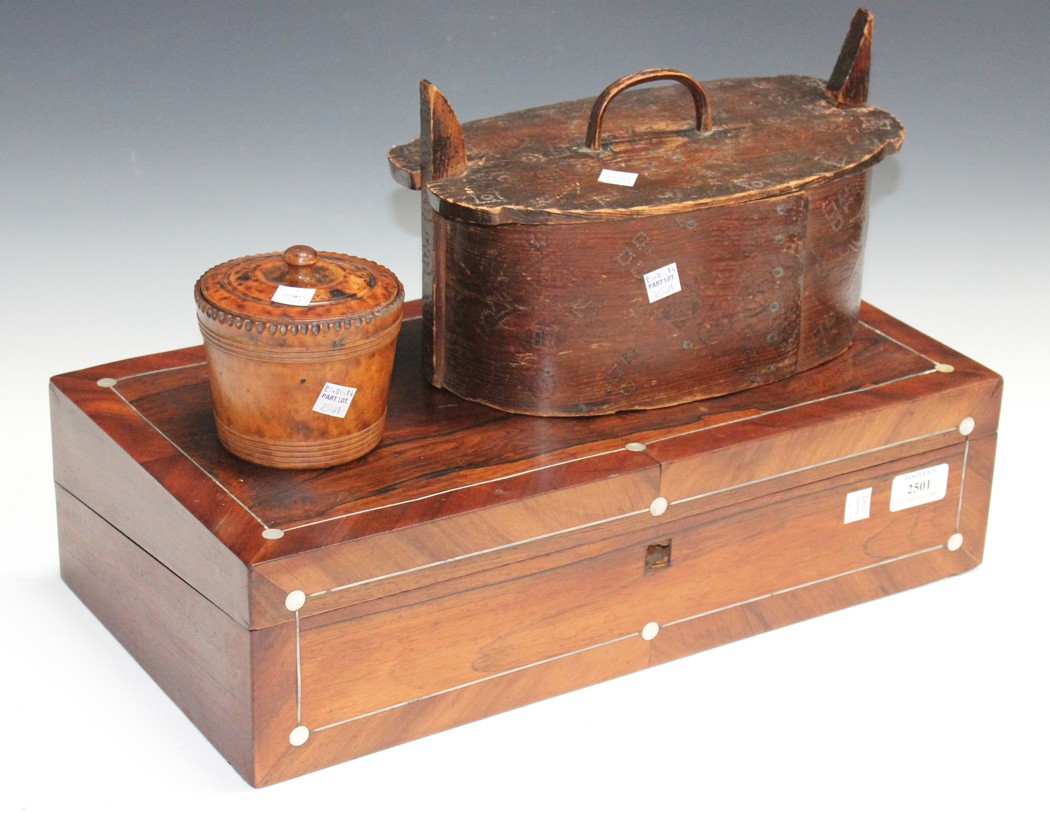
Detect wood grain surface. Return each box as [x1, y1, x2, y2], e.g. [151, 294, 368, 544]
[388, 75, 901, 225]
[388, 11, 901, 414]
[56, 488, 254, 780]
[52, 300, 1002, 786]
[51, 302, 1001, 628]
[195, 245, 404, 468]
[296, 442, 967, 726]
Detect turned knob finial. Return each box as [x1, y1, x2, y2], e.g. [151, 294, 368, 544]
[283, 245, 319, 282]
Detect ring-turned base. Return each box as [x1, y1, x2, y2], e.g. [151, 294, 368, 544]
[216, 413, 387, 469]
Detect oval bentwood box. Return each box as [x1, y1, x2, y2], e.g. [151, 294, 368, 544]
[387, 10, 903, 415]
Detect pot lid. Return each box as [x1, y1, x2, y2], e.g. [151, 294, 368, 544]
[388, 72, 903, 227]
[195, 245, 403, 327]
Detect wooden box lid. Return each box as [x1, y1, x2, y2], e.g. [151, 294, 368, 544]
[195, 244, 403, 335]
[50, 302, 1001, 632]
[387, 10, 903, 226]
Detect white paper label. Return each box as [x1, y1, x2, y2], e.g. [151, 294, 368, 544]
[312, 382, 356, 419]
[598, 169, 639, 187]
[271, 285, 316, 306]
[889, 463, 949, 512]
[843, 487, 872, 524]
[643, 262, 682, 303]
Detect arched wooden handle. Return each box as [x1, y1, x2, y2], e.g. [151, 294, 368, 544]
[585, 68, 713, 151]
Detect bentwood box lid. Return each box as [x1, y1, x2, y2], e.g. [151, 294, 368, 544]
[194, 244, 403, 336]
[387, 12, 904, 226]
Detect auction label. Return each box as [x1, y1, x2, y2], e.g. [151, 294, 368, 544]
[312, 382, 357, 418]
[643, 262, 682, 303]
[272, 285, 316, 306]
[598, 169, 639, 187]
[843, 487, 872, 524]
[889, 463, 949, 512]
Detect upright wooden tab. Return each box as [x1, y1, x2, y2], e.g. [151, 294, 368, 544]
[828, 8, 874, 105]
[418, 81, 465, 386]
[420, 80, 466, 184]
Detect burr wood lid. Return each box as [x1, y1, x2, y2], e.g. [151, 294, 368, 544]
[194, 245, 403, 338]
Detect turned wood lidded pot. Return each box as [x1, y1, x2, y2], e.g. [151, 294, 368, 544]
[388, 9, 904, 416]
[195, 245, 404, 469]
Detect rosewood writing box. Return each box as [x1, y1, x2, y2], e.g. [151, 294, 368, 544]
[51, 301, 1001, 786]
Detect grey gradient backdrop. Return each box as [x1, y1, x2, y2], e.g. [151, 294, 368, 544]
[2, 1, 1047, 822]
